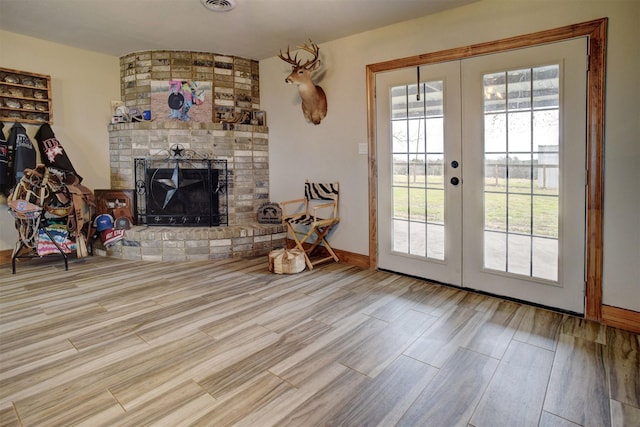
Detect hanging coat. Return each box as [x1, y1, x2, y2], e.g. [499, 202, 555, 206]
[8, 123, 37, 186]
[35, 123, 83, 182]
[0, 121, 8, 195]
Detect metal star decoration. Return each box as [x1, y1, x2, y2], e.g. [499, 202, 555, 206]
[155, 163, 202, 208]
[170, 144, 185, 158]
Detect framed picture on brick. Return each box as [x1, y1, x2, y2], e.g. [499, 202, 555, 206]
[150, 80, 212, 123]
[252, 110, 266, 126]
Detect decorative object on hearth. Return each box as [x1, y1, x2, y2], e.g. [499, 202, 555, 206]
[95, 213, 114, 232]
[94, 213, 125, 248]
[129, 107, 144, 122]
[109, 103, 131, 124]
[99, 228, 125, 247]
[94, 189, 136, 226]
[114, 216, 132, 230]
[278, 40, 327, 125]
[252, 111, 266, 126]
[257, 202, 282, 224]
[219, 111, 248, 124]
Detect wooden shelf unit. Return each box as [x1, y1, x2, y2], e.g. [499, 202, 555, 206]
[0, 67, 52, 125]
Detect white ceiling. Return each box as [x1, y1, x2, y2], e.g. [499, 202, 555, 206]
[0, 0, 477, 60]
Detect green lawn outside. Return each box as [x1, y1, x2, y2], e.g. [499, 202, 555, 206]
[393, 175, 559, 237]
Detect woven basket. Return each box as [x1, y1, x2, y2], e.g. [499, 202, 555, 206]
[268, 248, 306, 274]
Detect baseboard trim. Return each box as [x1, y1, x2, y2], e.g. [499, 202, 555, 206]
[0, 249, 12, 266]
[285, 239, 370, 269]
[602, 304, 640, 333]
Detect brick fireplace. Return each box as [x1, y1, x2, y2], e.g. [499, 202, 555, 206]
[97, 50, 286, 261]
[103, 121, 286, 261]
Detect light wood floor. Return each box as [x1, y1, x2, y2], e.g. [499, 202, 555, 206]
[1, 255, 638, 427]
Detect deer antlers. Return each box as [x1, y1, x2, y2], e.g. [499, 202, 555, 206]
[278, 39, 321, 70]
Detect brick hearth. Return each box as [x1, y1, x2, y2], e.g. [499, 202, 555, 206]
[94, 223, 286, 262]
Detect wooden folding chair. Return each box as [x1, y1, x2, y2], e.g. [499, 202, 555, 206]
[281, 181, 339, 270]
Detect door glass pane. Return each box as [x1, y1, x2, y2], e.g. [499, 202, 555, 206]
[508, 111, 532, 152]
[409, 187, 426, 220]
[508, 234, 531, 276]
[427, 155, 445, 190]
[532, 195, 558, 238]
[391, 80, 445, 260]
[393, 185, 408, 219]
[426, 117, 444, 152]
[532, 237, 558, 281]
[410, 222, 426, 256]
[392, 154, 408, 187]
[484, 231, 506, 271]
[427, 223, 445, 259]
[393, 219, 408, 253]
[507, 68, 532, 110]
[409, 154, 426, 187]
[391, 86, 408, 119]
[485, 113, 507, 152]
[392, 121, 408, 152]
[408, 119, 426, 152]
[485, 192, 506, 232]
[482, 65, 560, 281]
[426, 188, 444, 223]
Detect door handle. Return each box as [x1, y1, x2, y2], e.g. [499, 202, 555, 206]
[450, 177, 460, 186]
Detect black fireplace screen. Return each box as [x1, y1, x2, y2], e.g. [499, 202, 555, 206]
[135, 154, 227, 226]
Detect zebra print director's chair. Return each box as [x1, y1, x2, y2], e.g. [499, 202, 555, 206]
[281, 181, 339, 270]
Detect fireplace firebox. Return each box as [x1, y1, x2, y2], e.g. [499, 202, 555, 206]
[135, 146, 228, 226]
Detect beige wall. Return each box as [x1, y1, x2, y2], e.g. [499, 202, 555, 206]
[0, 30, 120, 251]
[260, 0, 640, 311]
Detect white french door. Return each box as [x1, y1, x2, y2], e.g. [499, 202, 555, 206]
[376, 39, 588, 313]
[377, 61, 463, 286]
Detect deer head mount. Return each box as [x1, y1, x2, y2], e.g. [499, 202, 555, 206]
[278, 40, 327, 125]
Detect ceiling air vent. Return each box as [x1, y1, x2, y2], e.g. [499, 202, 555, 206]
[200, 0, 237, 12]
